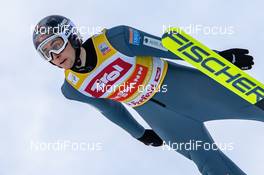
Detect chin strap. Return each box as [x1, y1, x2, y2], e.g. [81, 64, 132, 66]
[72, 47, 81, 67]
[70, 47, 94, 73]
[70, 48, 83, 72]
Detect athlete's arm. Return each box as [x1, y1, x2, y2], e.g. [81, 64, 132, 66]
[105, 25, 182, 60]
[61, 80, 145, 139]
[106, 26, 254, 70]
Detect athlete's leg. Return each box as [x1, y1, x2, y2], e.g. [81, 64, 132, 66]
[135, 102, 246, 175]
[152, 61, 264, 123]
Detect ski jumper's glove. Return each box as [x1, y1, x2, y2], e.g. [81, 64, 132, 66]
[137, 129, 163, 147]
[217, 48, 254, 70]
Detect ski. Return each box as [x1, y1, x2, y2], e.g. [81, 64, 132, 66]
[161, 27, 264, 111]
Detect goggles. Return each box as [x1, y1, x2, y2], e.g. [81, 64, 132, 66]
[36, 34, 68, 62]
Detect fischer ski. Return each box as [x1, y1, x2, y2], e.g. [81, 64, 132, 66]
[161, 27, 264, 111]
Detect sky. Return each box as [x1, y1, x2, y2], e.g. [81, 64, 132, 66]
[1, 0, 264, 174]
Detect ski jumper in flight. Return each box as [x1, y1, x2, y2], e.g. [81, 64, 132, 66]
[33, 15, 263, 175]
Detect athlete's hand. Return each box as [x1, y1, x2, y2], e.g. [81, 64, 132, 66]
[218, 48, 254, 70]
[137, 129, 163, 147]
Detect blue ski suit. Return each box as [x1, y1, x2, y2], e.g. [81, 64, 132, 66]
[61, 25, 264, 175]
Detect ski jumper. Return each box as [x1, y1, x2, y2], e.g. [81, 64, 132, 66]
[61, 25, 264, 175]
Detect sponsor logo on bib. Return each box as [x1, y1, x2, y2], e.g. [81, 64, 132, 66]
[84, 58, 132, 97]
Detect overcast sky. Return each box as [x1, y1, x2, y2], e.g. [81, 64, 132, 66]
[1, 0, 264, 174]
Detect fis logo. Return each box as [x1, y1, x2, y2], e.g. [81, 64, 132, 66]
[99, 42, 111, 55]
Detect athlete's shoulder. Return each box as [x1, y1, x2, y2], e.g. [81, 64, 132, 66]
[61, 79, 77, 100]
[106, 25, 141, 38]
[105, 25, 143, 56]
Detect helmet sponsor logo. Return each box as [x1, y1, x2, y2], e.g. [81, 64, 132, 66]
[64, 24, 73, 37]
[60, 19, 68, 26]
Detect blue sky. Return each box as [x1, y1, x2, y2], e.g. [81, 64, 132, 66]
[1, 0, 264, 174]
